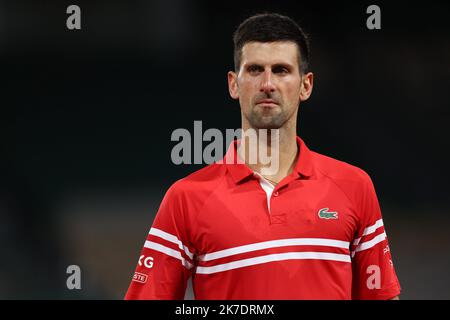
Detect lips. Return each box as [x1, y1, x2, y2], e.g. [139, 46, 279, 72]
[256, 99, 279, 106]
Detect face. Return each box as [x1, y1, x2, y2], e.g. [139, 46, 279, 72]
[228, 41, 313, 130]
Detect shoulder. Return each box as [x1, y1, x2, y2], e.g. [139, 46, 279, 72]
[163, 163, 228, 202]
[309, 150, 377, 208]
[309, 150, 381, 219]
[310, 150, 372, 185]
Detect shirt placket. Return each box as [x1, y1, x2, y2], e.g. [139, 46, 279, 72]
[254, 173, 288, 225]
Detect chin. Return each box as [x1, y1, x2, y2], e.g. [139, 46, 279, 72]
[252, 122, 283, 130]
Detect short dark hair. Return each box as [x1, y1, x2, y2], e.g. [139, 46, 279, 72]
[233, 13, 310, 74]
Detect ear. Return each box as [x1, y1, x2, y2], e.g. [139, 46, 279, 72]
[300, 72, 314, 102]
[228, 71, 239, 100]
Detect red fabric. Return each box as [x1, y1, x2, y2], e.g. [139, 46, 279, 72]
[125, 137, 401, 300]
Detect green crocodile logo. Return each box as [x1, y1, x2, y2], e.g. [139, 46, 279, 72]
[318, 208, 338, 219]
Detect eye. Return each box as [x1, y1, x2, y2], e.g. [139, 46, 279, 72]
[272, 65, 290, 74]
[247, 65, 263, 74]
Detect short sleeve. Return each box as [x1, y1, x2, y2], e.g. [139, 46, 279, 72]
[124, 184, 195, 300]
[351, 172, 401, 300]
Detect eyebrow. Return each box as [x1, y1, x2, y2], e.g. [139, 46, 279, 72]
[271, 63, 294, 70]
[244, 62, 295, 70]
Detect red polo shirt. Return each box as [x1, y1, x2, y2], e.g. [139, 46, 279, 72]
[125, 137, 401, 300]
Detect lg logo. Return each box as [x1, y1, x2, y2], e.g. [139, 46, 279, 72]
[139, 255, 154, 269]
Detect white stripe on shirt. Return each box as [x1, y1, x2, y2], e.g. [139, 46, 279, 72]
[196, 251, 351, 274]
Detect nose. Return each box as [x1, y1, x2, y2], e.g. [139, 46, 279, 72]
[260, 69, 276, 94]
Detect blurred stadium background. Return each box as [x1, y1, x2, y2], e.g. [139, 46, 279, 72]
[1, 0, 450, 299]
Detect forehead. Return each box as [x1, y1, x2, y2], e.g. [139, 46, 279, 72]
[240, 41, 300, 67]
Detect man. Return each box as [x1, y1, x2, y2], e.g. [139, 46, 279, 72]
[125, 13, 401, 300]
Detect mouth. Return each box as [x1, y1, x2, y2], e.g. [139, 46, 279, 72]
[255, 99, 279, 108]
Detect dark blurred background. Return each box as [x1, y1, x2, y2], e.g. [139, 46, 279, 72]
[1, 0, 449, 299]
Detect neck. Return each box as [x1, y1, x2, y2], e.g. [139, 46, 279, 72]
[238, 120, 299, 183]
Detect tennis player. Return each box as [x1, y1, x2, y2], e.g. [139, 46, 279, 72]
[125, 13, 401, 300]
